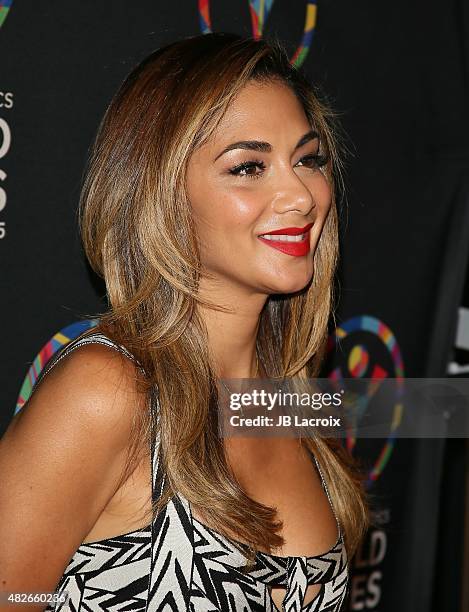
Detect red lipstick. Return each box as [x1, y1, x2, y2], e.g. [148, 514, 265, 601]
[258, 222, 314, 257]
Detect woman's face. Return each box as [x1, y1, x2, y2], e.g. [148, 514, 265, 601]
[186, 79, 332, 297]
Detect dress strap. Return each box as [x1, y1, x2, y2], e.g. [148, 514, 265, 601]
[311, 452, 343, 538]
[147, 390, 194, 611]
[33, 329, 143, 392]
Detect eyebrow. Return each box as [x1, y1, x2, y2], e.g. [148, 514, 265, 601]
[213, 129, 319, 162]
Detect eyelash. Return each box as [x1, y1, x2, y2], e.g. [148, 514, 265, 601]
[228, 153, 329, 180]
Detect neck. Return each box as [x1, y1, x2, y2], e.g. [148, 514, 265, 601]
[196, 280, 267, 379]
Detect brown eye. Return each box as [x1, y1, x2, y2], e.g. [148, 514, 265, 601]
[296, 154, 328, 169]
[229, 160, 266, 179]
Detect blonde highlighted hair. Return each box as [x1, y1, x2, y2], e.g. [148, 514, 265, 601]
[78, 32, 369, 564]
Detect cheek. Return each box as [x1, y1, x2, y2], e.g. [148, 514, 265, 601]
[313, 174, 333, 218]
[213, 189, 264, 230]
[190, 187, 263, 265]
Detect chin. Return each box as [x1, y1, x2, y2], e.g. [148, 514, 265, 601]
[265, 273, 314, 296]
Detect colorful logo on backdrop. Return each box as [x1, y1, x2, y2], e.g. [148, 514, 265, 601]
[15, 319, 98, 415]
[325, 315, 405, 488]
[0, 0, 12, 29]
[198, 0, 317, 67]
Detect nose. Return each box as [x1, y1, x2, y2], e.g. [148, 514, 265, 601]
[270, 168, 316, 216]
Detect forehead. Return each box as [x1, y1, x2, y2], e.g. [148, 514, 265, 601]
[210, 79, 311, 142]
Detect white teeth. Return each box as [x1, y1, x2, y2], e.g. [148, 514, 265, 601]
[260, 233, 306, 242]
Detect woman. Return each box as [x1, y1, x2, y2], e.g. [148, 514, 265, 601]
[0, 32, 369, 611]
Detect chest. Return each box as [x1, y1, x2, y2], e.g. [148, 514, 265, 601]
[221, 437, 340, 555]
[83, 438, 339, 559]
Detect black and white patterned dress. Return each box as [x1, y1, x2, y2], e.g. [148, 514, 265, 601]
[39, 332, 349, 611]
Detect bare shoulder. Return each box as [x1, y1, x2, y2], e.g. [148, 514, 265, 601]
[0, 340, 149, 596]
[9, 340, 146, 443]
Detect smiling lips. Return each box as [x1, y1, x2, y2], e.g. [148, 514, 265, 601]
[258, 222, 314, 257]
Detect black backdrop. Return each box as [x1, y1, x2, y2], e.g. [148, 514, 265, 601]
[1, 2, 468, 611]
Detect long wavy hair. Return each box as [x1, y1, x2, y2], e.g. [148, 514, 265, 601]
[78, 32, 369, 564]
